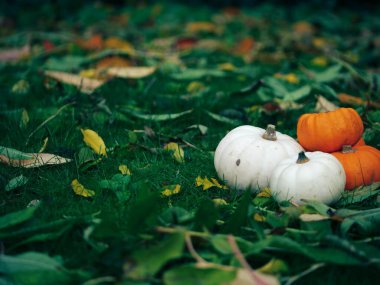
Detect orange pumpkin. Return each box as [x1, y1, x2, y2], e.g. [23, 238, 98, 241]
[297, 108, 363, 152]
[332, 145, 380, 190]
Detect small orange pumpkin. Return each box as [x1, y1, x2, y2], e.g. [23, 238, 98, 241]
[332, 145, 380, 190]
[297, 108, 363, 152]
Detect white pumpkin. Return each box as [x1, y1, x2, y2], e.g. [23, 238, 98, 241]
[270, 151, 346, 205]
[214, 124, 304, 191]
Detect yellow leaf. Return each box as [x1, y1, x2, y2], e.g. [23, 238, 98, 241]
[106, 66, 156, 79]
[212, 198, 228, 207]
[44, 70, 105, 94]
[273, 73, 299, 84]
[161, 184, 181, 197]
[187, 81, 206, 93]
[253, 213, 266, 222]
[257, 259, 288, 274]
[218, 62, 237, 71]
[119, 164, 131, 175]
[81, 129, 107, 156]
[311, 56, 328, 66]
[186, 22, 218, 34]
[257, 187, 272, 198]
[164, 142, 184, 163]
[195, 176, 228, 190]
[71, 179, 95, 197]
[312, 37, 329, 49]
[79, 68, 98, 79]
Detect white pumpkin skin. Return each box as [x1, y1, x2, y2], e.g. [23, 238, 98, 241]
[214, 125, 304, 191]
[270, 151, 346, 205]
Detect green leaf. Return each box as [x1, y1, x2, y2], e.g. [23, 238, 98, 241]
[0, 206, 38, 231]
[5, 175, 29, 191]
[0, 252, 73, 284]
[125, 233, 185, 279]
[125, 109, 193, 121]
[205, 111, 241, 125]
[313, 65, 342, 83]
[171, 68, 226, 80]
[43, 55, 86, 71]
[284, 85, 311, 101]
[100, 173, 131, 202]
[335, 182, 380, 207]
[0, 146, 33, 160]
[210, 234, 255, 255]
[338, 207, 380, 235]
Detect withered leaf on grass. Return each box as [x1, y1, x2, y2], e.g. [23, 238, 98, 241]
[44, 70, 106, 94]
[81, 129, 107, 156]
[195, 176, 228, 190]
[161, 184, 181, 197]
[71, 179, 95, 197]
[164, 142, 185, 163]
[315, 95, 338, 112]
[106, 66, 156, 79]
[0, 45, 30, 62]
[0, 146, 71, 168]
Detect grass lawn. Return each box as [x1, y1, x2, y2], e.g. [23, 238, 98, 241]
[1, 1, 380, 284]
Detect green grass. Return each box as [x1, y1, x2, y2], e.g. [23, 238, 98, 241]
[1, 1, 380, 284]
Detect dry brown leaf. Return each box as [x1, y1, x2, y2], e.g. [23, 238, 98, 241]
[104, 37, 136, 55]
[44, 70, 106, 94]
[76, 35, 104, 50]
[234, 37, 255, 54]
[315, 95, 338, 112]
[0, 45, 30, 62]
[106, 66, 156, 79]
[0, 153, 71, 168]
[338, 93, 380, 108]
[96, 56, 132, 69]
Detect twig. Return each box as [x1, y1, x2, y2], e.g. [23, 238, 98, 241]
[185, 233, 207, 264]
[227, 235, 269, 285]
[156, 226, 209, 238]
[284, 263, 325, 285]
[26, 103, 74, 146]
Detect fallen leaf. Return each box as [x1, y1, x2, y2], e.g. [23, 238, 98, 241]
[187, 81, 206, 93]
[338, 93, 380, 108]
[76, 34, 104, 50]
[212, 198, 228, 206]
[119, 164, 131, 175]
[312, 56, 328, 66]
[5, 175, 29, 191]
[0, 146, 71, 168]
[292, 21, 315, 35]
[161, 184, 181, 197]
[11, 80, 30, 95]
[96, 56, 132, 69]
[125, 109, 193, 121]
[315, 95, 338, 112]
[257, 259, 288, 274]
[175, 37, 198, 50]
[81, 129, 107, 156]
[164, 142, 184, 163]
[71, 179, 95, 197]
[234, 37, 255, 54]
[44, 70, 106, 94]
[195, 176, 228, 190]
[274, 73, 299, 84]
[299, 213, 330, 222]
[186, 22, 218, 34]
[104, 37, 136, 55]
[106, 66, 156, 79]
[0, 45, 30, 62]
[257, 187, 272, 198]
[254, 213, 266, 222]
[218, 62, 237, 71]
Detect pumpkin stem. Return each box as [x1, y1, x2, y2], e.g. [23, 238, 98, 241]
[296, 151, 310, 164]
[342, 145, 355, 153]
[262, 124, 277, 141]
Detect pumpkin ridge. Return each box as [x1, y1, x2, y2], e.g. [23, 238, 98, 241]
[356, 150, 368, 186]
